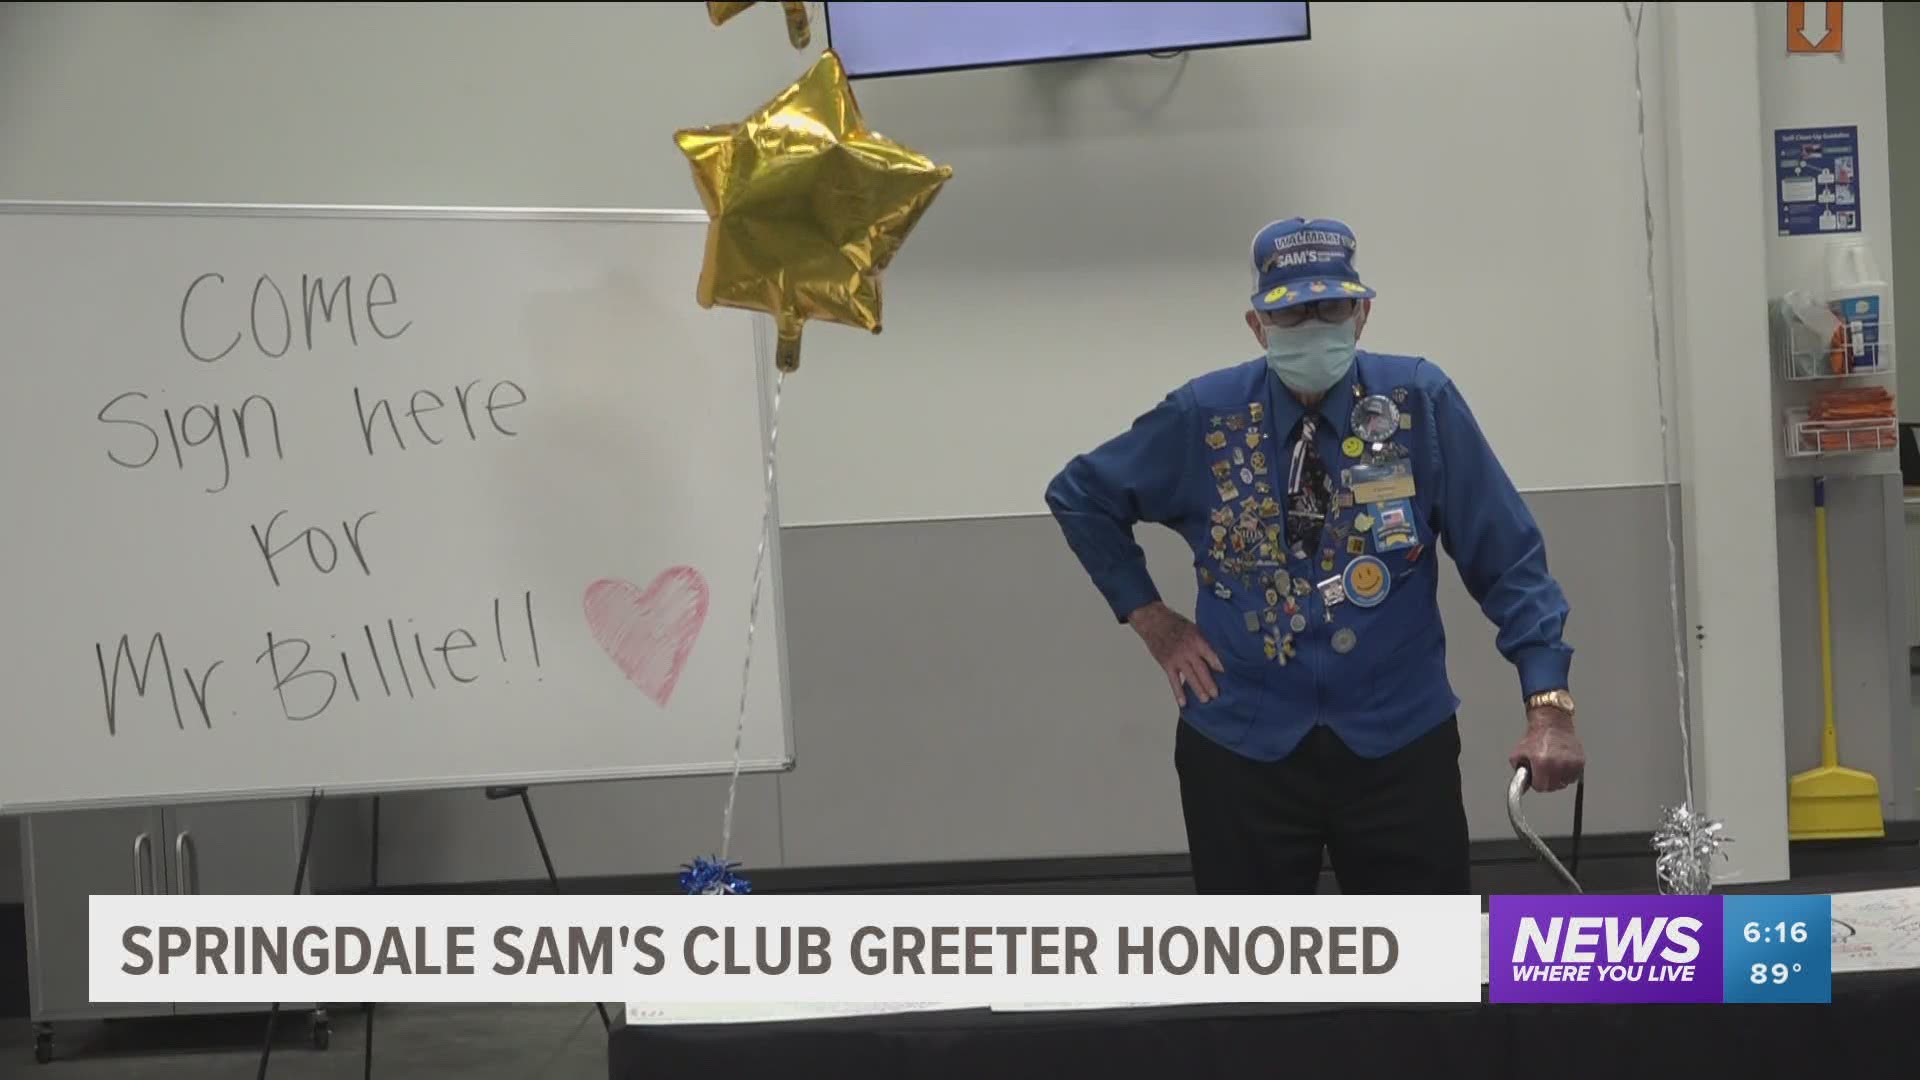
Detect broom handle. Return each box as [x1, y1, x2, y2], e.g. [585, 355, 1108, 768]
[1815, 477, 1839, 768]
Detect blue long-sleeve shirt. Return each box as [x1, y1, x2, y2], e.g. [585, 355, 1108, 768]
[1044, 351, 1572, 761]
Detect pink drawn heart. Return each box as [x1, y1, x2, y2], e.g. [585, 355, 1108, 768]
[583, 567, 710, 707]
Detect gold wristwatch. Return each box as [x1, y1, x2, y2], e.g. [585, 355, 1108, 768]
[1526, 689, 1576, 717]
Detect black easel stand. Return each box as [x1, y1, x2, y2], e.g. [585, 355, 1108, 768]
[485, 786, 615, 1037]
[364, 795, 380, 1080]
[256, 790, 327, 1080]
[255, 787, 610, 1080]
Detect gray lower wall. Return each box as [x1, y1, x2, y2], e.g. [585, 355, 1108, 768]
[7, 482, 1914, 899]
[323, 484, 1696, 889]
[0, 831, 17, 904]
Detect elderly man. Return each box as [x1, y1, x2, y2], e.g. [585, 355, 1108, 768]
[1044, 217, 1584, 895]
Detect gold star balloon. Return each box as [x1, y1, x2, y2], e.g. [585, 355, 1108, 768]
[706, 1, 811, 50]
[675, 49, 954, 372]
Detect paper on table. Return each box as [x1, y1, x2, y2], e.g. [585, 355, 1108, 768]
[1831, 886, 1920, 974]
[625, 1002, 979, 1025]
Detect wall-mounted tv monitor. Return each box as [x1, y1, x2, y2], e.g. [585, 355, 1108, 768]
[823, 2, 1311, 80]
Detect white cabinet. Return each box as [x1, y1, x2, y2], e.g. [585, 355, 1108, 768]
[19, 801, 328, 1064]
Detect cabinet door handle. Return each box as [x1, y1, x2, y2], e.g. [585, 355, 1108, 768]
[176, 831, 199, 894]
[131, 833, 153, 894]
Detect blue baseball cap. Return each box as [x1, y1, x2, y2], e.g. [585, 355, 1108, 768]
[1249, 217, 1376, 313]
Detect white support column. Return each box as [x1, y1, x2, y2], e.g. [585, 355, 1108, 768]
[1660, 2, 1791, 883]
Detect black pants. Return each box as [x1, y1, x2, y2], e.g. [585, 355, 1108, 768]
[1174, 717, 1472, 894]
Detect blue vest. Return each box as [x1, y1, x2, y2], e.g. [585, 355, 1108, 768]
[1045, 349, 1573, 762]
[1180, 352, 1456, 759]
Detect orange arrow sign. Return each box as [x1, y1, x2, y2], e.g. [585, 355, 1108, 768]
[1789, 2, 1844, 53]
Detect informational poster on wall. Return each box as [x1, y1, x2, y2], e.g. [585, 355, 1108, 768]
[1775, 125, 1861, 236]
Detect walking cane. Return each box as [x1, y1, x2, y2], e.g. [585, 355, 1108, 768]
[1507, 764, 1584, 893]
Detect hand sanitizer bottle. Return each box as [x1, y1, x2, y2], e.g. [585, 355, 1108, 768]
[1824, 238, 1886, 373]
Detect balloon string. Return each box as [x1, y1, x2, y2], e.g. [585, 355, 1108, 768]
[1623, 1, 1694, 809]
[720, 366, 784, 863]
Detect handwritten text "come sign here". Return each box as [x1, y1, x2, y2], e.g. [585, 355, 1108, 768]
[93, 271, 545, 736]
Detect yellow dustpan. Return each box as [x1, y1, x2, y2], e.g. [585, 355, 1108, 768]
[1788, 477, 1885, 840]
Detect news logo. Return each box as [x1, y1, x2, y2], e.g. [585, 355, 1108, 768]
[1488, 896, 1722, 1003]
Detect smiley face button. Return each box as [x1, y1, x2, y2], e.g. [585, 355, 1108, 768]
[1342, 555, 1391, 608]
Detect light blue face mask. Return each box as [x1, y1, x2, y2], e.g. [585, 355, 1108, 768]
[1264, 317, 1358, 396]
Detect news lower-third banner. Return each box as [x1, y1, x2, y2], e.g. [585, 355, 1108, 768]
[86, 892, 1834, 1006]
[90, 894, 1474, 1005]
[1488, 893, 1832, 1004]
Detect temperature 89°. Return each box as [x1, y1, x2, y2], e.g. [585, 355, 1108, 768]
[1750, 962, 1804, 985]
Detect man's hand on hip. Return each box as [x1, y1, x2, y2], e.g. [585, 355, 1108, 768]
[1127, 602, 1225, 707]
[1509, 706, 1585, 793]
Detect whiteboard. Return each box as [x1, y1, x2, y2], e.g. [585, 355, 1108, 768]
[0, 203, 792, 812]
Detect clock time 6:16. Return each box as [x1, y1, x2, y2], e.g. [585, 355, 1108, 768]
[1742, 920, 1809, 944]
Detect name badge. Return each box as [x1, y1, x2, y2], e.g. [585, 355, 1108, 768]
[1347, 460, 1416, 504]
[1371, 497, 1420, 552]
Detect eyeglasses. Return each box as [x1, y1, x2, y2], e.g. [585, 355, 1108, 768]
[1263, 299, 1360, 329]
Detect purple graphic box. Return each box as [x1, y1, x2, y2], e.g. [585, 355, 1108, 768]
[826, 2, 1310, 78]
[1489, 895, 1723, 1004]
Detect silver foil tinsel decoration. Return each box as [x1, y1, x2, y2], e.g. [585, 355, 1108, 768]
[1623, 1, 1731, 892]
[1652, 804, 1730, 896]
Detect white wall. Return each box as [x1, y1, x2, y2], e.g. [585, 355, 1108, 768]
[1889, 3, 1920, 417]
[1885, 1, 1920, 806]
[0, 2, 1676, 530]
[1756, 1, 1914, 823]
[0, 0, 810, 902]
[1661, 2, 1789, 883]
[3, 2, 1905, 892]
[780, 1, 1677, 522]
[1761, 2, 1899, 423]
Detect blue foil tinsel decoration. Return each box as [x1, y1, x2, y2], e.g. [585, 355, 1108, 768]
[679, 855, 752, 895]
